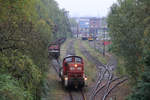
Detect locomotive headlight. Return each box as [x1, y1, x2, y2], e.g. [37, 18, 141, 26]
[74, 64, 78, 67]
[84, 77, 87, 81]
[65, 77, 68, 80]
[70, 67, 75, 70]
[77, 67, 82, 70]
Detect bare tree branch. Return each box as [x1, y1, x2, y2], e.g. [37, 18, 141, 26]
[0, 45, 18, 52]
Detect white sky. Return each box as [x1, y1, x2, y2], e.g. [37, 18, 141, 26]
[55, 0, 117, 17]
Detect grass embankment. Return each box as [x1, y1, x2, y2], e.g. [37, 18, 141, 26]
[80, 40, 126, 76]
[60, 38, 72, 60]
[60, 39, 67, 60]
[116, 57, 127, 76]
[110, 57, 131, 100]
[74, 39, 97, 84]
[45, 67, 65, 100]
[107, 82, 131, 100]
[81, 40, 107, 64]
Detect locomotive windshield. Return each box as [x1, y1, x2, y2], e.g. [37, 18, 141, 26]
[65, 57, 73, 62]
[75, 57, 82, 62]
[64, 56, 82, 63]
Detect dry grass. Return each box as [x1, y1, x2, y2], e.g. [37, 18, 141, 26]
[81, 40, 107, 64]
[106, 81, 131, 100]
[60, 38, 72, 60]
[74, 39, 97, 84]
[45, 66, 66, 100]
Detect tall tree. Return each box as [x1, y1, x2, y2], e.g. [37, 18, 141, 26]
[108, 0, 150, 99]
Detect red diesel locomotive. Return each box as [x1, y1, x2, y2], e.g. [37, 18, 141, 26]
[59, 55, 87, 88]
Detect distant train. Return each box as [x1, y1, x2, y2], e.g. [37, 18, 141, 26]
[48, 43, 60, 59]
[82, 36, 88, 40]
[48, 37, 66, 59]
[81, 34, 88, 40]
[88, 35, 94, 41]
[59, 55, 87, 88]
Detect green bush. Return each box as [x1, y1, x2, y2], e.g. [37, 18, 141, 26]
[0, 74, 32, 100]
[127, 70, 150, 100]
[126, 52, 150, 100]
[0, 51, 41, 100]
[0, 0, 71, 99]
[108, 0, 150, 99]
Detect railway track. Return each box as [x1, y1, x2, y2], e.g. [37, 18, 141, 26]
[50, 39, 75, 77]
[80, 89, 86, 100]
[79, 45, 104, 68]
[50, 39, 127, 100]
[68, 90, 73, 100]
[51, 59, 61, 74]
[66, 40, 87, 100]
[68, 89, 86, 100]
[79, 43, 127, 100]
[49, 37, 66, 74]
[66, 39, 75, 56]
[51, 39, 87, 100]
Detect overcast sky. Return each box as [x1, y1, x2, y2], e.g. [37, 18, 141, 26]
[55, 0, 117, 17]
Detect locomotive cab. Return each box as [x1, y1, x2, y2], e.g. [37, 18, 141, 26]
[60, 55, 87, 88]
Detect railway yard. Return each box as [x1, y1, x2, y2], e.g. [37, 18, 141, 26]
[1, 1, 149, 100]
[45, 38, 130, 100]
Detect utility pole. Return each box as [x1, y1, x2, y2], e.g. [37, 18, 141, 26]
[103, 27, 105, 56]
[94, 29, 96, 50]
[77, 23, 79, 38]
